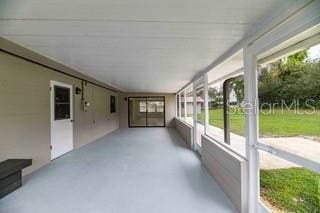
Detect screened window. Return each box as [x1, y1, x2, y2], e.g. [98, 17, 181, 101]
[206, 74, 246, 157]
[259, 150, 320, 212]
[180, 91, 185, 119]
[54, 86, 70, 120]
[185, 85, 194, 125]
[195, 83, 205, 147]
[255, 36, 320, 211]
[257, 44, 320, 162]
[208, 81, 224, 135]
[176, 94, 180, 117]
[195, 84, 205, 124]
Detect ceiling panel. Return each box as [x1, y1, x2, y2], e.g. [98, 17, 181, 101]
[0, 0, 309, 92]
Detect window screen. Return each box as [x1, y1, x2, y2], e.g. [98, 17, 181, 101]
[54, 86, 70, 120]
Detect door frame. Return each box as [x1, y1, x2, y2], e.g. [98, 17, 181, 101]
[50, 80, 74, 160]
[128, 96, 166, 128]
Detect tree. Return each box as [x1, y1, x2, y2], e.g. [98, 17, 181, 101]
[208, 86, 223, 107]
[257, 48, 320, 108]
[230, 77, 244, 105]
[277, 50, 307, 80]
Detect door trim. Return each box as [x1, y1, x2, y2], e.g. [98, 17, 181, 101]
[50, 80, 74, 160]
[128, 96, 166, 128]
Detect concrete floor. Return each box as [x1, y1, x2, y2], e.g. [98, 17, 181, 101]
[0, 128, 237, 213]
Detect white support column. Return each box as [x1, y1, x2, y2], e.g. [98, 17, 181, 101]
[178, 93, 181, 118]
[193, 83, 197, 150]
[204, 74, 209, 134]
[243, 48, 259, 213]
[184, 89, 187, 121]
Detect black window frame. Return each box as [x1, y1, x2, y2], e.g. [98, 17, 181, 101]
[110, 95, 117, 113]
[128, 96, 166, 128]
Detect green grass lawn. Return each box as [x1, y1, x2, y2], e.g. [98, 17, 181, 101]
[198, 108, 320, 137]
[197, 108, 320, 212]
[260, 168, 320, 212]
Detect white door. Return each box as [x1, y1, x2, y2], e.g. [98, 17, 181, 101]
[50, 81, 73, 160]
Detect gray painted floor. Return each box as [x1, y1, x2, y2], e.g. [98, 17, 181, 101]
[0, 128, 237, 213]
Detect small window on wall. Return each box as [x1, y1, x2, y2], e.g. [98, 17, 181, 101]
[54, 86, 71, 120]
[110, 95, 116, 113]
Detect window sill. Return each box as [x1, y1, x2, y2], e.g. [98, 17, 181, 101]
[175, 117, 194, 128]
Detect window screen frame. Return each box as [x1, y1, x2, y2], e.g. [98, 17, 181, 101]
[110, 95, 117, 113]
[54, 85, 71, 120]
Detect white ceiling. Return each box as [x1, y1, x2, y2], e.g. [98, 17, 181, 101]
[0, 0, 308, 92]
[207, 50, 244, 84]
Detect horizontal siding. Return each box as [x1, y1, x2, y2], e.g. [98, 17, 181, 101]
[174, 118, 193, 148]
[201, 135, 248, 213]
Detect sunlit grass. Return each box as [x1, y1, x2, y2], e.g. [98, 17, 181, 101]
[198, 108, 320, 137]
[260, 168, 320, 212]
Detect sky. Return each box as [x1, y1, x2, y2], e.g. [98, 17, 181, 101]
[308, 43, 320, 60]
